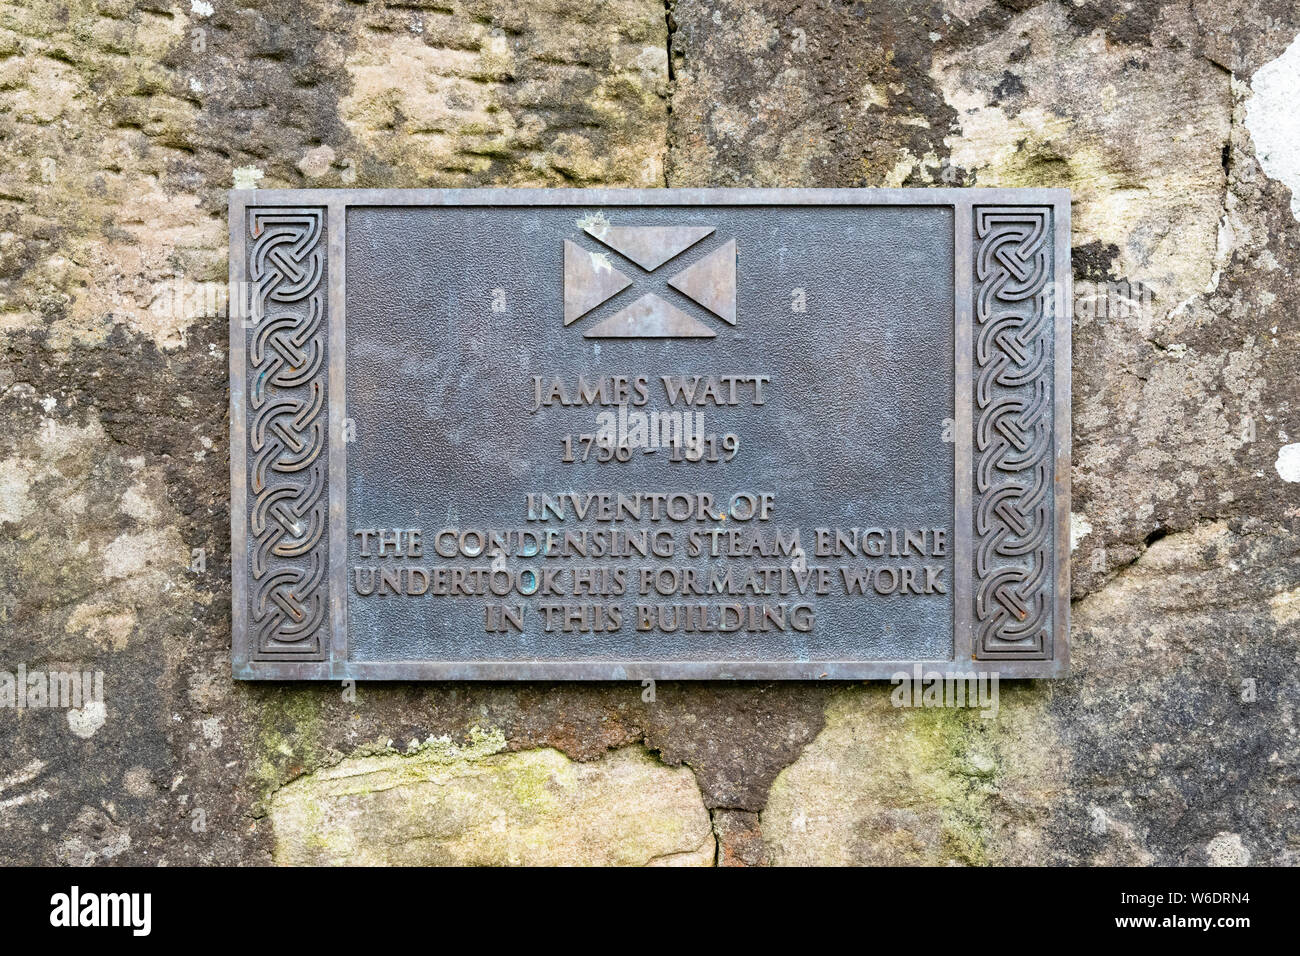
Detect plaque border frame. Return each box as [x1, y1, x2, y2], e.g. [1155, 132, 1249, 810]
[230, 188, 1070, 680]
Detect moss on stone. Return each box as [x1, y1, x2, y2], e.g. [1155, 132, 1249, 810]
[268, 742, 714, 866]
[250, 689, 328, 811]
[763, 683, 1060, 866]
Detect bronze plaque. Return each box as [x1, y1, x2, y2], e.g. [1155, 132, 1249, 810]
[230, 189, 1071, 679]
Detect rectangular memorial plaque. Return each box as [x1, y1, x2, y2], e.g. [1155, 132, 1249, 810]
[230, 188, 1071, 680]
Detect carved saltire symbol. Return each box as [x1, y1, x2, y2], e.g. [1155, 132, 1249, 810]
[668, 239, 737, 326]
[564, 223, 737, 338]
[587, 225, 715, 270]
[563, 242, 631, 325]
[584, 294, 714, 339]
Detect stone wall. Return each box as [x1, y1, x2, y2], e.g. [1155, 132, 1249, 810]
[0, 0, 1297, 866]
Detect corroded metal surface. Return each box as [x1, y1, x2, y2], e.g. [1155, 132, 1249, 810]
[230, 188, 1071, 680]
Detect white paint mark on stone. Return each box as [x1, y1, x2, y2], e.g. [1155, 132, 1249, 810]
[1069, 512, 1093, 551]
[190, 0, 214, 18]
[189, 77, 204, 94]
[1274, 443, 1300, 482]
[200, 717, 223, 748]
[1246, 33, 1300, 222]
[1205, 210, 1236, 294]
[233, 166, 264, 190]
[1205, 831, 1251, 866]
[297, 145, 336, 179]
[119, 481, 158, 522]
[102, 530, 166, 581]
[67, 700, 107, 739]
[0, 457, 35, 525]
[634, 45, 668, 79]
[123, 766, 155, 798]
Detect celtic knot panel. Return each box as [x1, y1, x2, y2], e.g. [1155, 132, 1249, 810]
[973, 207, 1054, 660]
[246, 207, 328, 659]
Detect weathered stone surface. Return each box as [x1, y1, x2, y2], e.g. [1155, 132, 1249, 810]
[764, 520, 1299, 865]
[0, 0, 667, 352]
[669, 0, 959, 188]
[1, 0, 1299, 867]
[270, 735, 715, 866]
[934, 3, 1230, 316]
[1052, 519, 1299, 866]
[712, 809, 765, 866]
[337, 0, 668, 186]
[764, 685, 1061, 866]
